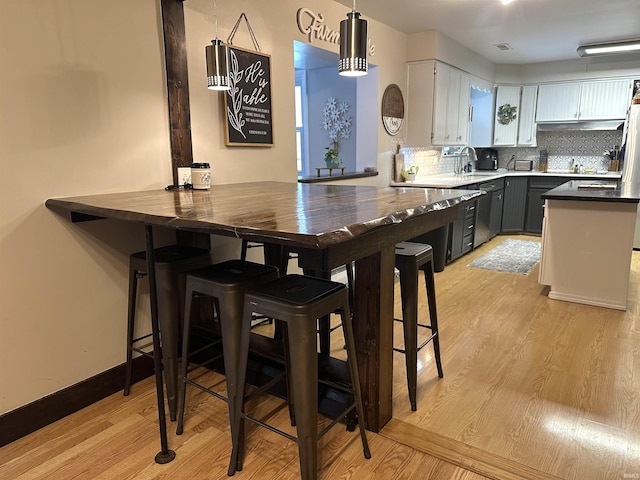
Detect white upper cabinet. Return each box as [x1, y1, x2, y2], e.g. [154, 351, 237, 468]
[493, 85, 520, 146]
[406, 61, 436, 147]
[455, 74, 471, 144]
[536, 83, 582, 122]
[406, 61, 470, 147]
[536, 79, 631, 122]
[435, 63, 470, 145]
[432, 62, 451, 145]
[579, 79, 631, 120]
[517, 85, 538, 146]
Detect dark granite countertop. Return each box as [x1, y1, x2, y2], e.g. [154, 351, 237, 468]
[542, 180, 640, 203]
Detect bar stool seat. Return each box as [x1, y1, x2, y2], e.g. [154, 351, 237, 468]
[230, 274, 371, 480]
[124, 244, 212, 420]
[395, 242, 443, 411]
[175, 259, 280, 450]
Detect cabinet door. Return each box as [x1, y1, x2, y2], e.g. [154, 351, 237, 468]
[493, 85, 520, 145]
[454, 74, 471, 145]
[536, 83, 581, 122]
[406, 62, 436, 147]
[579, 79, 631, 120]
[445, 68, 461, 145]
[432, 63, 450, 145]
[489, 189, 504, 238]
[525, 178, 566, 233]
[517, 85, 538, 146]
[525, 188, 546, 234]
[501, 177, 528, 232]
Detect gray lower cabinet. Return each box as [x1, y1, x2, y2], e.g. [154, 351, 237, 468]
[501, 177, 528, 232]
[525, 177, 567, 234]
[448, 190, 477, 262]
[489, 187, 504, 238]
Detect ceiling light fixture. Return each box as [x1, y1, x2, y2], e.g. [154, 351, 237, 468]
[205, 0, 230, 91]
[501, 0, 515, 5]
[339, 0, 368, 77]
[577, 39, 640, 57]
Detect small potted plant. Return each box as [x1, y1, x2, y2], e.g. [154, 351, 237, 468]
[401, 165, 419, 182]
[324, 145, 342, 168]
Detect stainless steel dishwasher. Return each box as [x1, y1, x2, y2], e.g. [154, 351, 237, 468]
[474, 180, 497, 248]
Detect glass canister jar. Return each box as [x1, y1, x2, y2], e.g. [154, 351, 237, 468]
[191, 163, 211, 190]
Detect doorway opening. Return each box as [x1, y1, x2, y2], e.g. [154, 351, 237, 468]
[293, 40, 378, 177]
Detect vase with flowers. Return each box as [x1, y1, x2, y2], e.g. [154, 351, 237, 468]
[322, 97, 351, 169]
[324, 145, 342, 168]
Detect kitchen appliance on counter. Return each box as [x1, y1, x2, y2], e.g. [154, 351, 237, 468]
[515, 160, 533, 171]
[622, 102, 640, 249]
[476, 148, 498, 170]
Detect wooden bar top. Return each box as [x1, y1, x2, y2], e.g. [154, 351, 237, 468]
[46, 181, 482, 249]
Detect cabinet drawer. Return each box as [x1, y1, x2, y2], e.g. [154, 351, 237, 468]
[463, 202, 476, 217]
[463, 216, 475, 232]
[462, 234, 474, 254]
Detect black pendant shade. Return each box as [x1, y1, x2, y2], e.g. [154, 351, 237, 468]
[339, 10, 368, 77]
[205, 38, 230, 90]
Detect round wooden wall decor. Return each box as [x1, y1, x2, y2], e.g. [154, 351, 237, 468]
[381, 84, 404, 136]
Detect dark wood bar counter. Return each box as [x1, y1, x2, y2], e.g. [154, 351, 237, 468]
[46, 181, 482, 455]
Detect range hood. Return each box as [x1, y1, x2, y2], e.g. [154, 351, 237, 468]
[537, 120, 624, 132]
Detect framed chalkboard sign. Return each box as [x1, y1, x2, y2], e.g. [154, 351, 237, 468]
[224, 45, 273, 147]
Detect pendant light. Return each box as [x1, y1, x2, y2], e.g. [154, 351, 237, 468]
[205, 0, 230, 91]
[339, 0, 368, 77]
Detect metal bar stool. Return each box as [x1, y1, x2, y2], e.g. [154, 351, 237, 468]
[394, 242, 443, 411]
[124, 244, 212, 420]
[230, 274, 371, 480]
[175, 259, 280, 455]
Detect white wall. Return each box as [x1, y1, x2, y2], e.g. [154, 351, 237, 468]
[0, 0, 409, 415]
[306, 67, 357, 171]
[0, 0, 176, 415]
[407, 31, 496, 83]
[495, 57, 640, 84]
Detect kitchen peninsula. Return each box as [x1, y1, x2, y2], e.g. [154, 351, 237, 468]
[538, 180, 640, 310]
[391, 171, 623, 263]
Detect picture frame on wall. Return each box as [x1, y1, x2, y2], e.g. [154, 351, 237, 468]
[224, 45, 273, 147]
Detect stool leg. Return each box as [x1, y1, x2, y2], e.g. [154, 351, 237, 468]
[345, 262, 355, 313]
[155, 264, 180, 421]
[286, 316, 319, 480]
[423, 264, 443, 378]
[304, 267, 331, 355]
[229, 304, 253, 475]
[398, 262, 419, 411]
[124, 266, 140, 396]
[216, 295, 246, 476]
[340, 298, 371, 459]
[240, 240, 248, 261]
[281, 322, 296, 427]
[175, 280, 195, 436]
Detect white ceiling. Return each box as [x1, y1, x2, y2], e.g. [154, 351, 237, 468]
[334, 0, 640, 65]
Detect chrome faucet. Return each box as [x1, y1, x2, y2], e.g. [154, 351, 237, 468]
[457, 146, 477, 174]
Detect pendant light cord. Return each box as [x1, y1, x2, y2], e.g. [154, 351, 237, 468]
[214, 0, 219, 40]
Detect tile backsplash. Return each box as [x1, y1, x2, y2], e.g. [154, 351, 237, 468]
[496, 130, 623, 172]
[401, 130, 624, 176]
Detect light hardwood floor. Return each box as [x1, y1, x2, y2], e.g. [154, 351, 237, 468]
[1, 234, 638, 479]
[382, 234, 640, 480]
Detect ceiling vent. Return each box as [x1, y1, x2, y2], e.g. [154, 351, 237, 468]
[493, 43, 513, 51]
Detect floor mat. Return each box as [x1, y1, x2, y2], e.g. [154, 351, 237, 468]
[468, 238, 541, 275]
